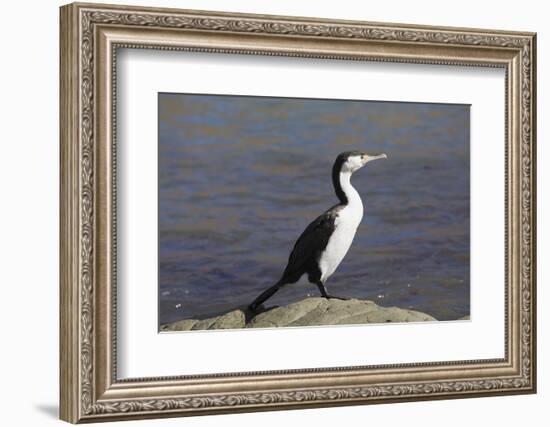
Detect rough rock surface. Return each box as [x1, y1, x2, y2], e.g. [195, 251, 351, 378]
[161, 298, 437, 332]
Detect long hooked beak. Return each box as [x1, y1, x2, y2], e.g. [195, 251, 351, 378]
[362, 153, 387, 163]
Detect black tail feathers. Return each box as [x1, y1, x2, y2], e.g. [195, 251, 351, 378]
[249, 279, 286, 311]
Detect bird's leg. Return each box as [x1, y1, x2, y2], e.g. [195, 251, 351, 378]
[315, 281, 349, 301]
[315, 281, 330, 298]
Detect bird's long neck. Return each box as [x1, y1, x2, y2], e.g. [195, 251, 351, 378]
[333, 170, 363, 211]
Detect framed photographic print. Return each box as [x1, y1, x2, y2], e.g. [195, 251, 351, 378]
[59, 2, 537, 423]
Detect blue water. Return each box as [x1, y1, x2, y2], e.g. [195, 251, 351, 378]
[158, 93, 470, 325]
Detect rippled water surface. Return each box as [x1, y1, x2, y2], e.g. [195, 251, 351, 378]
[159, 93, 470, 325]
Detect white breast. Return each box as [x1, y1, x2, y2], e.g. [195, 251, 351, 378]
[318, 203, 363, 283]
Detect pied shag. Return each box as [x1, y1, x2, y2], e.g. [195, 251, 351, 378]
[249, 151, 387, 311]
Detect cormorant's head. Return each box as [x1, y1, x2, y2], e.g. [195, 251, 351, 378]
[335, 151, 387, 174]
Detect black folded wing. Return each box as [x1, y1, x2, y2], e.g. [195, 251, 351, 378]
[280, 205, 341, 283]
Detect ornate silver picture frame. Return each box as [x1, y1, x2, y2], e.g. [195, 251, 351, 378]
[60, 2, 536, 423]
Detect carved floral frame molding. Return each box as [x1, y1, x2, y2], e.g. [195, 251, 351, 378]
[60, 2, 536, 423]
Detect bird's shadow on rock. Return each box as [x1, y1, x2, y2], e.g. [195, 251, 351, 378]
[239, 304, 279, 323]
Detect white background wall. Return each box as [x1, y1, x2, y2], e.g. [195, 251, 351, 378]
[0, 0, 545, 426]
